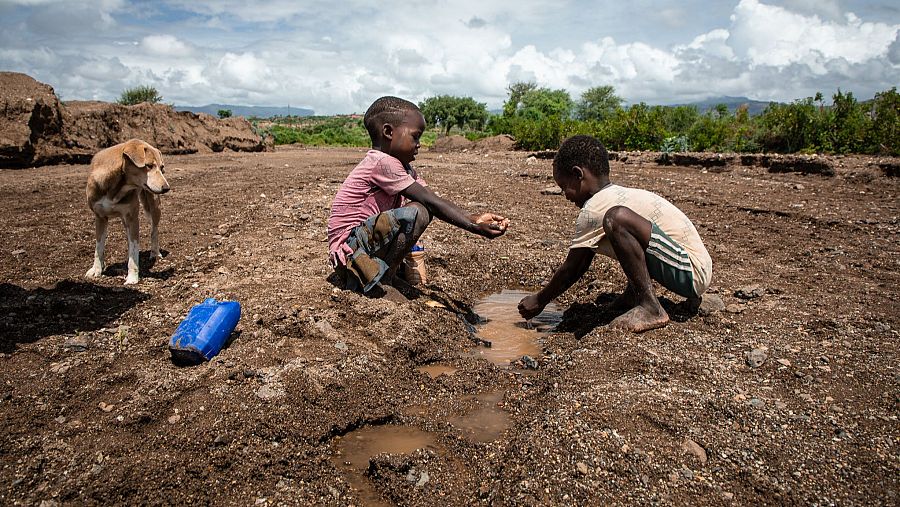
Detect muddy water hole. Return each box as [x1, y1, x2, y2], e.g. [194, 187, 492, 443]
[0, 146, 898, 505]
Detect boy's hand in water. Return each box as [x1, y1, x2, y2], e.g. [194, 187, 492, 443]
[472, 213, 509, 238]
[518, 294, 545, 320]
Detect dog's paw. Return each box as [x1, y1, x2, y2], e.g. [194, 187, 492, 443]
[124, 274, 140, 285]
[85, 267, 102, 278]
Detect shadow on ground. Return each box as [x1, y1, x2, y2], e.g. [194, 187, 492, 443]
[0, 280, 149, 353]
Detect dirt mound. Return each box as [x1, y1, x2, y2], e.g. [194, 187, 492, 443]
[474, 134, 516, 152]
[429, 135, 474, 152]
[0, 72, 270, 169]
[0, 72, 68, 168]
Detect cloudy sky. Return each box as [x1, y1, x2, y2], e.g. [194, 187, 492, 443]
[1, 0, 898, 114]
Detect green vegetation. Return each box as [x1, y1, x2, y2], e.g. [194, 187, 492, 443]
[117, 85, 163, 106]
[217, 109, 233, 119]
[266, 116, 370, 147]
[419, 95, 488, 135]
[262, 85, 898, 156]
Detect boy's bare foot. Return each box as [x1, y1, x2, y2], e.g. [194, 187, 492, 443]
[609, 305, 669, 333]
[607, 284, 638, 313]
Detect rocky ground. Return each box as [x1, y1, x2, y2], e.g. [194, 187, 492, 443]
[0, 145, 897, 505]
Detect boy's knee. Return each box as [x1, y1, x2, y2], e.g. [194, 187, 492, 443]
[602, 205, 628, 234]
[409, 202, 432, 232]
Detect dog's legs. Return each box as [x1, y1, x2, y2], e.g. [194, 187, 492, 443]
[123, 213, 141, 285]
[141, 190, 163, 259]
[85, 215, 109, 278]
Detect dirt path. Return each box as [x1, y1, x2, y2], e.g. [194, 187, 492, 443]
[0, 146, 897, 505]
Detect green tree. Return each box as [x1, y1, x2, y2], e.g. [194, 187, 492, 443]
[827, 89, 867, 153]
[517, 87, 573, 120]
[502, 81, 538, 117]
[217, 109, 233, 119]
[867, 87, 899, 155]
[575, 85, 623, 122]
[117, 85, 162, 105]
[419, 95, 488, 135]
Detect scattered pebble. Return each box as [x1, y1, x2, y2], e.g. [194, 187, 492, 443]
[576, 462, 589, 475]
[746, 348, 768, 368]
[168, 414, 181, 424]
[681, 438, 708, 464]
[98, 402, 114, 412]
[735, 284, 766, 299]
[540, 186, 563, 195]
[698, 294, 725, 315]
[776, 358, 792, 367]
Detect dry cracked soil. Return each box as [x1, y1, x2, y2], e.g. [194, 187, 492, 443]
[0, 145, 898, 506]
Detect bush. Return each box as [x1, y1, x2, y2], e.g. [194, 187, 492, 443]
[118, 85, 162, 105]
[217, 109, 233, 119]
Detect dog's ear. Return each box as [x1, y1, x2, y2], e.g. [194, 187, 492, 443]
[122, 140, 148, 168]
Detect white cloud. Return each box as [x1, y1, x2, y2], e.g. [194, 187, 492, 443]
[140, 35, 191, 57]
[729, 0, 897, 67]
[0, 0, 897, 113]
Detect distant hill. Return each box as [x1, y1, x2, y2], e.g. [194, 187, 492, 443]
[669, 96, 775, 116]
[175, 104, 314, 118]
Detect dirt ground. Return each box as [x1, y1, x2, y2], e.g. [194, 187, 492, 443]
[0, 146, 897, 506]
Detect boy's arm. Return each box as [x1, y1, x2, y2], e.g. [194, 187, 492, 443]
[519, 247, 595, 319]
[402, 182, 508, 238]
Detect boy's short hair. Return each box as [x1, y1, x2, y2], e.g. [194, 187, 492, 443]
[363, 96, 420, 141]
[554, 135, 610, 177]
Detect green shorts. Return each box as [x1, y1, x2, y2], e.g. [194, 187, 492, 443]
[645, 223, 697, 299]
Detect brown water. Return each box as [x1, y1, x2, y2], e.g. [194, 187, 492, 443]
[448, 391, 510, 443]
[332, 425, 438, 505]
[416, 364, 458, 378]
[473, 289, 562, 365]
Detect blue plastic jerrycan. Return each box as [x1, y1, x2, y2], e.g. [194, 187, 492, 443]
[169, 298, 241, 364]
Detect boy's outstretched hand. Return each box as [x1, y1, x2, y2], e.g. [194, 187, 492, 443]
[518, 293, 545, 320]
[472, 213, 509, 238]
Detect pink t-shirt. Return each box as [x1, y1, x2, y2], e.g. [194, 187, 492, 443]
[327, 150, 427, 265]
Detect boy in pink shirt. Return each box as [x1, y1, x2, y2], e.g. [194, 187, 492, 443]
[327, 96, 508, 297]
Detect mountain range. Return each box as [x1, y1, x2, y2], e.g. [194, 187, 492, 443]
[175, 96, 776, 119]
[174, 103, 314, 118]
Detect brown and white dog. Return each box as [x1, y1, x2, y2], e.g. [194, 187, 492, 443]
[85, 139, 170, 284]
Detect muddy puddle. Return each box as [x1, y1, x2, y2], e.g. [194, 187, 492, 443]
[332, 425, 438, 505]
[448, 391, 510, 443]
[473, 289, 562, 366]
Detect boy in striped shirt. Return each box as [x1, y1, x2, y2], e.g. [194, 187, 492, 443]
[518, 135, 712, 332]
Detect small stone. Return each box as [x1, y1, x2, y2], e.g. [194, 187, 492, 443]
[698, 294, 725, 315]
[681, 438, 708, 464]
[64, 335, 90, 352]
[723, 492, 734, 500]
[256, 385, 283, 400]
[749, 398, 765, 408]
[680, 466, 694, 480]
[521, 355, 539, 370]
[746, 348, 768, 368]
[54, 416, 66, 424]
[416, 470, 430, 487]
[774, 401, 787, 410]
[735, 284, 766, 300]
[776, 358, 792, 367]
[213, 434, 232, 446]
[167, 414, 181, 424]
[576, 462, 589, 475]
[334, 341, 348, 351]
[12, 249, 26, 256]
[540, 186, 563, 195]
[725, 303, 745, 314]
[98, 402, 114, 412]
